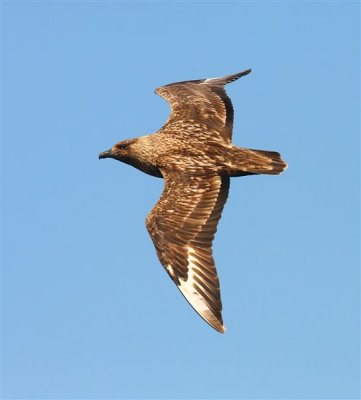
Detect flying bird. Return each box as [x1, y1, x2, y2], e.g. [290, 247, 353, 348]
[99, 69, 287, 333]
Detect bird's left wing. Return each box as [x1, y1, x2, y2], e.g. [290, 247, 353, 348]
[146, 172, 230, 333]
[155, 69, 251, 142]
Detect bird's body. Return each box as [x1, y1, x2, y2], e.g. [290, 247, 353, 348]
[99, 69, 287, 333]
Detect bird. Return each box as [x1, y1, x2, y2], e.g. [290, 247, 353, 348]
[99, 69, 287, 333]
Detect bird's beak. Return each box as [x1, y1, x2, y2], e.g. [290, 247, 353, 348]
[99, 149, 113, 160]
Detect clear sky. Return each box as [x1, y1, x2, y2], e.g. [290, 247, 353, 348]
[1, 1, 360, 399]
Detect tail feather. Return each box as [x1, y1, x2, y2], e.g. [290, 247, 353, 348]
[246, 149, 288, 175]
[228, 148, 288, 176]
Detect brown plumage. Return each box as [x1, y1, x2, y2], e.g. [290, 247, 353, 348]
[99, 69, 287, 333]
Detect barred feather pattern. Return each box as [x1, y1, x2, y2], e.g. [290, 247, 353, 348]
[100, 69, 287, 333]
[146, 173, 230, 333]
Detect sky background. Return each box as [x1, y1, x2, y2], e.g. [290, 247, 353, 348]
[1, 1, 360, 399]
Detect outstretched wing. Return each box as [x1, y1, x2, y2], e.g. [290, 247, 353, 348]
[155, 69, 251, 143]
[146, 172, 230, 333]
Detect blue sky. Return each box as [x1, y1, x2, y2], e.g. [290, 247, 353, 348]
[1, 1, 360, 399]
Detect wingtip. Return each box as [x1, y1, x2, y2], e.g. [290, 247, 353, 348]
[210, 319, 227, 334]
[230, 68, 252, 80]
[204, 68, 252, 86]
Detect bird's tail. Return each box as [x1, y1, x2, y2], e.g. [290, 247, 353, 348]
[228, 147, 288, 176]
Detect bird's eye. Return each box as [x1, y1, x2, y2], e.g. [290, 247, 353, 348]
[117, 143, 127, 150]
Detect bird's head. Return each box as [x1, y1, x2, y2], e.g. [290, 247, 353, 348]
[99, 139, 136, 162]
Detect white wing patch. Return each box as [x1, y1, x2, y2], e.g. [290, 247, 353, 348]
[176, 246, 225, 333]
[166, 264, 175, 278]
[203, 76, 222, 84]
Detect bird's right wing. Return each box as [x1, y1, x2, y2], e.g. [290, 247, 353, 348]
[155, 69, 251, 142]
[146, 172, 230, 333]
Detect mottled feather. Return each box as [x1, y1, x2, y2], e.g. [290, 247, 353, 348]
[156, 69, 251, 142]
[146, 173, 230, 332]
[99, 69, 287, 333]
